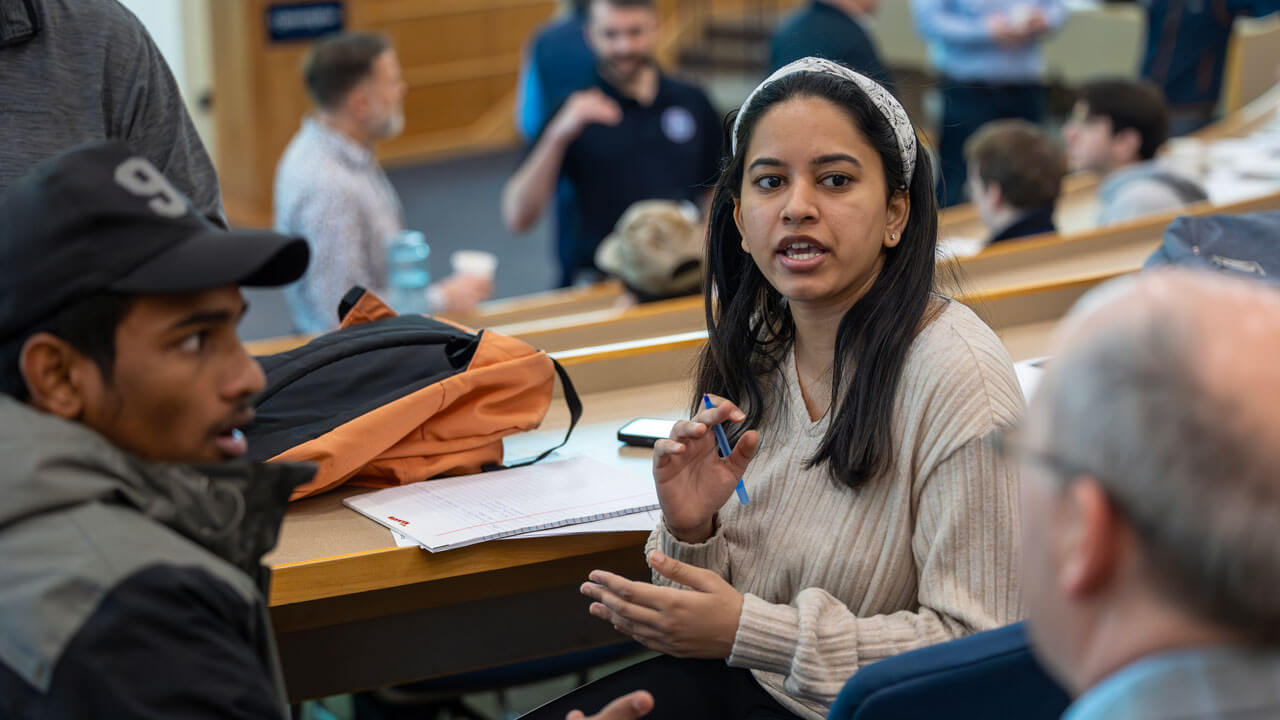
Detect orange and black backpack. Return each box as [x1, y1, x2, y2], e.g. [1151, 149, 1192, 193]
[243, 288, 581, 501]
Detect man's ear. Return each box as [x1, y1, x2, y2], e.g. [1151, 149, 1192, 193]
[986, 182, 1004, 212]
[344, 81, 373, 120]
[1113, 128, 1144, 163]
[19, 332, 94, 420]
[884, 189, 910, 248]
[1057, 477, 1126, 599]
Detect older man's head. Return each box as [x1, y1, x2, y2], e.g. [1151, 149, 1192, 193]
[1016, 270, 1280, 695]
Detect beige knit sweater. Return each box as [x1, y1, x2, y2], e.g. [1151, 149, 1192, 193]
[646, 301, 1025, 719]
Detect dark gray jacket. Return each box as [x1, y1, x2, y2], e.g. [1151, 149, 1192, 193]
[0, 397, 312, 718]
[0, 0, 224, 223]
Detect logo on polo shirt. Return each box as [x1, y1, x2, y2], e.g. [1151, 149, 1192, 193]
[661, 106, 697, 144]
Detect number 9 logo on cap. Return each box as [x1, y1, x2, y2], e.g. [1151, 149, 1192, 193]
[114, 157, 187, 218]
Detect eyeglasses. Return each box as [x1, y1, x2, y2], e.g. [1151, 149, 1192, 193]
[989, 423, 1097, 484]
[991, 422, 1143, 532]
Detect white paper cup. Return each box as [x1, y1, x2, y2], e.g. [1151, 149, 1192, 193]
[450, 250, 498, 279]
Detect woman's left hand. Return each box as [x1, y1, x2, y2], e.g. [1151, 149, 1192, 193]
[580, 551, 744, 659]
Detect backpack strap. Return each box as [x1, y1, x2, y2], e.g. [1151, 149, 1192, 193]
[501, 358, 583, 468]
[338, 286, 399, 327]
[1143, 171, 1210, 205]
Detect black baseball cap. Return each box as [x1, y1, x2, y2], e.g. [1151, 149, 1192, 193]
[0, 141, 310, 340]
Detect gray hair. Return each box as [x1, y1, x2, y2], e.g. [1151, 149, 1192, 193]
[1043, 315, 1280, 641]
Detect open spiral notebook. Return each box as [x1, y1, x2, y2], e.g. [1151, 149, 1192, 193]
[344, 456, 660, 552]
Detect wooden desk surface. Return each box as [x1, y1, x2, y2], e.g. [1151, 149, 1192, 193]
[494, 294, 703, 353]
[267, 381, 689, 603]
[443, 279, 625, 329]
[267, 381, 689, 700]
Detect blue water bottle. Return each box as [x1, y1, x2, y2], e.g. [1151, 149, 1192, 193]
[387, 229, 431, 316]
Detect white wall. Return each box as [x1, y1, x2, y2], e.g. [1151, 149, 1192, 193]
[115, 0, 218, 158]
[117, 0, 185, 84]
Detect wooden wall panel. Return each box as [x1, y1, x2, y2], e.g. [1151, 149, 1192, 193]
[401, 75, 510, 135]
[1222, 14, 1280, 115]
[209, 3, 266, 225]
[211, 0, 559, 228]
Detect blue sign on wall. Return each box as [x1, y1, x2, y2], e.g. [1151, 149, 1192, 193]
[267, 2, 344, 43]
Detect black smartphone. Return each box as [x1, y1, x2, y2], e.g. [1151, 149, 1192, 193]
[617, 418, 679, 447]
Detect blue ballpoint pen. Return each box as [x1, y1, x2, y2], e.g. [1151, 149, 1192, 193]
[702, 394, 749, 504]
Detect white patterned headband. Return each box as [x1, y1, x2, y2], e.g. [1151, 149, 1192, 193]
[731, 57, 917, 186]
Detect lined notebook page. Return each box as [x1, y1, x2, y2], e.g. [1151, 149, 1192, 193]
[391, 509, 661, 548]
[519, 509, 661, 538]
[344, 456, 658, 552]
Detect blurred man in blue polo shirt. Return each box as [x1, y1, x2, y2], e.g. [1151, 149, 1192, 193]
[911, 0, 1067, 207]
[516, 1, 596, 142]
[514, 0, 597, 289]
[502, 0, 722, 287]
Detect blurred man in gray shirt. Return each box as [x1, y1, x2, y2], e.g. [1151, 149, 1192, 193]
[275, 32, 490, 333]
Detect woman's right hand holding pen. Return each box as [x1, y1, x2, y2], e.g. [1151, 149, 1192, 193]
[652, 396, 758, 544]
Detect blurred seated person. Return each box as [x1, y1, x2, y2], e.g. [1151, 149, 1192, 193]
[1064, 78, 1208, 227]
[965, 119, 1066, 245]
[769, 0, 894, 92]
[595, 200, 703, 305]
[502, 0, 723, 288]
[275, 33, 490, 334]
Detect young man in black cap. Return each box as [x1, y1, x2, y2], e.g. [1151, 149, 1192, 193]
[0, 140, 312, 717]
[0, 142, 654, 718]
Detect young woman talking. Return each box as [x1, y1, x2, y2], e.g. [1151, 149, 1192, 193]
[530, 58, 1024, 720]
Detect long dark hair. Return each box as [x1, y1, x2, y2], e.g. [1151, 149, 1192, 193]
[695, 71, 939, 489]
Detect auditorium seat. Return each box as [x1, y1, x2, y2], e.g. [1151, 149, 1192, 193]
[828, 623, 1070, 720]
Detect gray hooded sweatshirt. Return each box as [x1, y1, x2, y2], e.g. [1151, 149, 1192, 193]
[0, 396, 312, 718]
